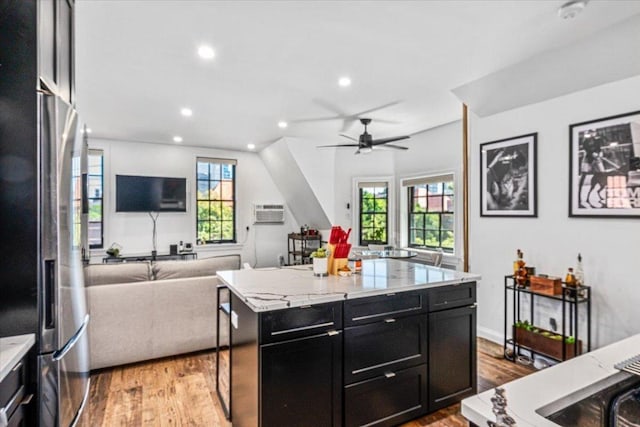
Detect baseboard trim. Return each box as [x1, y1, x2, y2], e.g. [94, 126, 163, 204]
[477, 326, 503, 345]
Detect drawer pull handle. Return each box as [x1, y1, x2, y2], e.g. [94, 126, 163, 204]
[386, 293, 396, 297]
[21, 394, 33, 406]
[384, 372, 396, 379]
[271, 321, 335, 336]
[11, 362, 22, 372]
[469, 303, 478, 309]
[384, 318, 396, 323]
[327, 330, 339, 336]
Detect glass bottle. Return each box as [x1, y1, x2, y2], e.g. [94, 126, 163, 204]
[513, 250, 524, 277]
[574, 253, 584, 286]
[565, 267, 576, 286]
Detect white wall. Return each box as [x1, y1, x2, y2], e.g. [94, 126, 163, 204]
[393, 121, 464, 266]
[469, 75, 640, 348]
[88, 138, 294, 267]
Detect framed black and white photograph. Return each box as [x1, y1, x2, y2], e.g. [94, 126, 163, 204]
[480, 133, 537, 217]
[570, 110, 640, 218]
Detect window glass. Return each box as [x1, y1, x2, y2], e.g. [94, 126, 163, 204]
[196, 158, 236, 244]
[359, 183, 388, 245]
[88, 150, 104, 249]
[408, 179, 454, 253]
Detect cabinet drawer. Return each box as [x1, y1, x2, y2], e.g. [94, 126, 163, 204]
[0, 358, 25, 411]
[344, 291, 427, 326]
[427, 282, 476, 312]
[344, 315, 427, 384]
[260, 301, 342, 344]
[344, 364, 427, 427]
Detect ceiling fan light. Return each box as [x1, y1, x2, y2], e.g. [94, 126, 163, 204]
[359, 147, 373, 154]
[557, 0, 587, 20]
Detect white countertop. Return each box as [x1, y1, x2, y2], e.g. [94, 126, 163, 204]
[462, 333, 640, 426]
[217, 258, 481, 312]
[0, 334, 35, 382]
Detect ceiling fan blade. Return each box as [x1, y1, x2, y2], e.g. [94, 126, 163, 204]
[317, 144, 360, 148]
[371, 135, 410, 145]
[313, 98, 348, 116]
[290, 116, 340, 123]
[370, 118, 402, 125]
[354, 101, 400, 117]
[375, 144, 409, 150]
[339, 133, 358, 142]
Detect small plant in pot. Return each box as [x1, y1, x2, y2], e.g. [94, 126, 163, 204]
[311, 247, 328, 277]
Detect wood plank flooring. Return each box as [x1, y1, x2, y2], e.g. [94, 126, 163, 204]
[80, 338, 534, 427]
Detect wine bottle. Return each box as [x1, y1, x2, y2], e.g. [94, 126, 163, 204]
[575, 253, 584, 286]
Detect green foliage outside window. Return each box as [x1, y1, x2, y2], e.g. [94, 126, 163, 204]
[196, 160, 236, 243]
[360, 186, 388, 245]
[408, 181, 454, 252]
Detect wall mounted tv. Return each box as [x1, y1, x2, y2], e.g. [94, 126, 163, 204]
[116, 175, 187, 212]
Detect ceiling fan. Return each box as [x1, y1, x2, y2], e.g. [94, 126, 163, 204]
[318, 118, 410, 154]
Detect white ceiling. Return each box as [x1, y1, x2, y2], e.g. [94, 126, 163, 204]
[75, 0, 640, 152]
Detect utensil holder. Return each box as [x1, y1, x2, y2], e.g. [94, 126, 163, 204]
[330, 258, 348, 275]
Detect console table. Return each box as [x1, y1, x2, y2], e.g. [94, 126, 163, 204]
[102, 252, 198, 263]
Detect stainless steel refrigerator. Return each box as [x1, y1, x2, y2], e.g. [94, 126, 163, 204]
[1, 2, 89, 424]
[37, 93, 91, 427]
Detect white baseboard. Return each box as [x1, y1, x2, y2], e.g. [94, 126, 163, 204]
[477, 326, 503, 345]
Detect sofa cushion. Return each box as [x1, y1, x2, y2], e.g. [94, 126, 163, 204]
[152, 254, 241, 280]
[84, 261, 152, 286]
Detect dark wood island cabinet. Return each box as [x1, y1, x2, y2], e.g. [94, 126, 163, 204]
[219, 259, 479, 427]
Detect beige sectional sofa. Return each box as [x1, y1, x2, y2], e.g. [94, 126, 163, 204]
[84, 254, 240, 370]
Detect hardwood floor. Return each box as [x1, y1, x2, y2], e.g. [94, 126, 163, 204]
[81, 338, 534, 427]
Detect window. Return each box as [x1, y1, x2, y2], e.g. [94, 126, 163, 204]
[87, 149, 104, 248]
[196, 157, 236, 244]
[358, 182, 388, 245]
[405, 174, 454, 253]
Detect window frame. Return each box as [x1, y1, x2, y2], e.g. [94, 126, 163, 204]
[352, 176, 394, 248]
[399, 172, 456, 256]
[87, 149, 104, 249]
[407, 181, 454, 253]
[358, 183, 389, 246]
[196, 157, 237, 244]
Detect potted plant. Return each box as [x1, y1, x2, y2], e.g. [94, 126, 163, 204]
[513, 320, 580, 360]
[311, 247, 328, 277]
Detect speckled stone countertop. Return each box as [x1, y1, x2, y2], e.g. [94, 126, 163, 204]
[462, 333, 640, 426]
[0, 334, 35, 382]
[217, 258, 481, 312]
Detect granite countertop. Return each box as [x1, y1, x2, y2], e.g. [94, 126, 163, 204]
[0, 334, 35, 382]
[217, 258, 481, 312]
[462, 333, 640, 426]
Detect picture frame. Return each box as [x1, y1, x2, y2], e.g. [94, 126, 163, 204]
[480, 133, 537, 217]
[569, 110, 640, 218]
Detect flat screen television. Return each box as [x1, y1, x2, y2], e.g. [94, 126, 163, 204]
[116, 175, 187, 212]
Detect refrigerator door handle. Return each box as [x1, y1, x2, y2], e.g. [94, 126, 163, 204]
[44, 259, 56, 329]
[53, 314, 89, 362]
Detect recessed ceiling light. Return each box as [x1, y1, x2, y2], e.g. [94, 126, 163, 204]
[557, 0, 587, 19]
[197, 45, 215, 60]
[173, 136, 183, 143]
[278, 121, 288, 129]
[338, 76, 352, 87]
[180, 107, 193, 117]
[247, 143, 256, 150]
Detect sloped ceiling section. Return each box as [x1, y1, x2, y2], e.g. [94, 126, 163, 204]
[260, 139, 331, 230]
[452, 13, 640, 117]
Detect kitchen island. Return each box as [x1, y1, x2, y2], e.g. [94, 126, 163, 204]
[218, 259, 480, 427]
[462, 333, 640, 426]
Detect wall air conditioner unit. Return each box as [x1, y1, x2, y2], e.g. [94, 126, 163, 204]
[253, 204, 285, 224]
